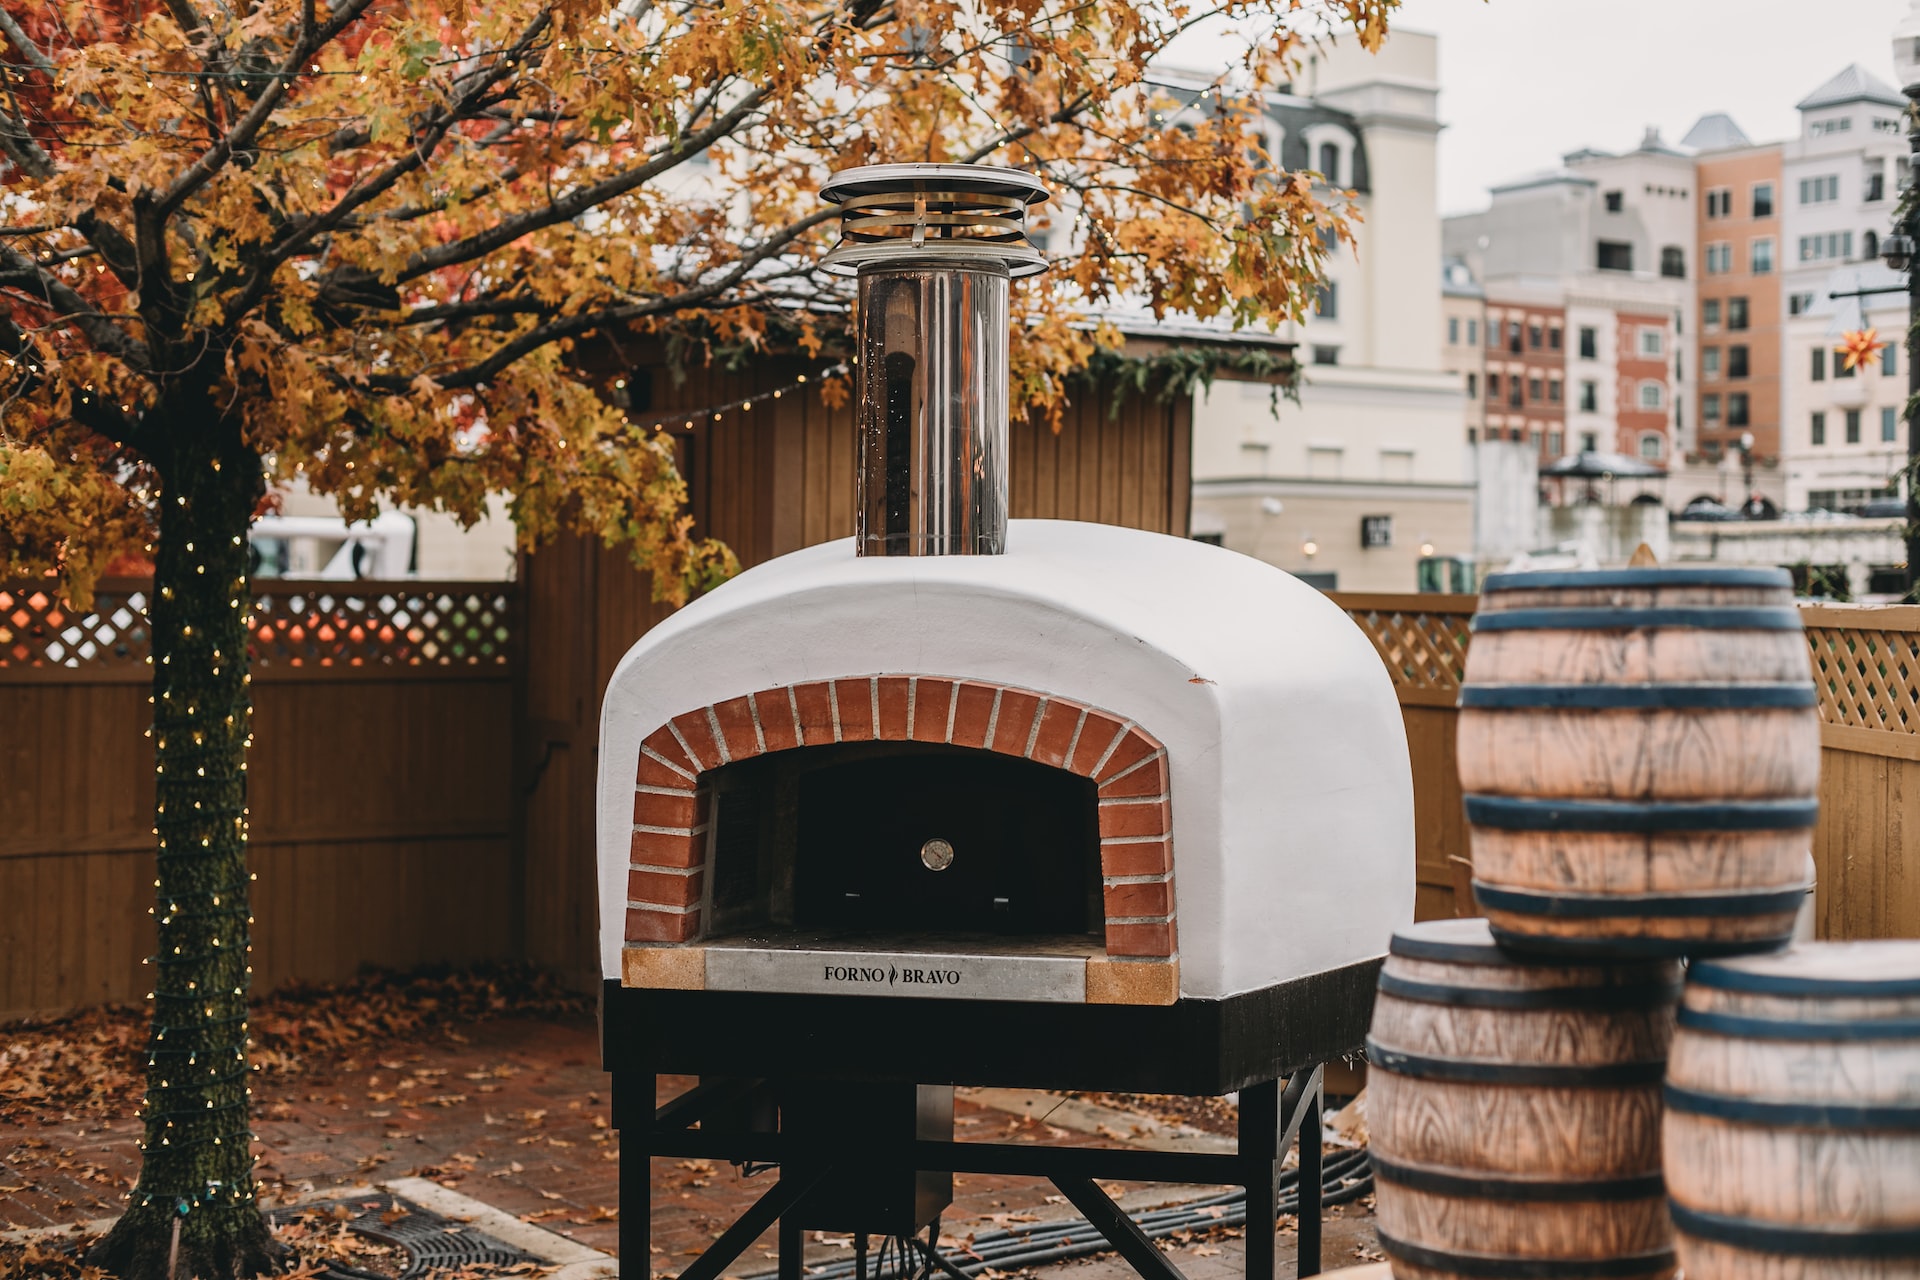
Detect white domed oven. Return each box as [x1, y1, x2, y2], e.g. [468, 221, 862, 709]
[598, 164, 1415, 1280]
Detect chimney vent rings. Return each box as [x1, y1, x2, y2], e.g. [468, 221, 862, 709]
[820, 164, 1051, 278]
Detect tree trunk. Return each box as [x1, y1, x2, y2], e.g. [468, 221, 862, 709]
[89, 415, 282, 1279]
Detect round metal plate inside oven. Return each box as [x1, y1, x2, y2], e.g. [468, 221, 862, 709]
[920, 838, 955, 872]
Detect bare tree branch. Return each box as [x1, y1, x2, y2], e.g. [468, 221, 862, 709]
[369, 206, 835, 391]
[390, 83, 770, 284]
[0, 7, 55, 74]
[149, 0, 379, 221]
[0, 247, 152, 372]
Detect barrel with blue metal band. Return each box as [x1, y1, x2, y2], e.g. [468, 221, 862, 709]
[1367, 919, 1680, 1280]
[1457, 565, 1818, 957]
[1663, 941, 1920, 1278]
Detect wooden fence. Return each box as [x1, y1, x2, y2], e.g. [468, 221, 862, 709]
[0, 580, 517, 1022]
[1330, 593, 1920, 939]
[7, 578, 1918, 1021]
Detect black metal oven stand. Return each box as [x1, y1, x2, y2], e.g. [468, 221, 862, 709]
[616, 1065, 1328, 1280]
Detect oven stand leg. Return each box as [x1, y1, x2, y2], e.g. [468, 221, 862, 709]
[679, 1170, 827, 1280]
[1281, 1067, 1326, 1279]
[1050, 1176, 1191, 1280]
[619, 1073, 652, 1275]
[1237, 1079, 1279, 1280]
[778, 1205, 806, 1280]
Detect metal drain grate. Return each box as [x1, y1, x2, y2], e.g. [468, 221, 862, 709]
[271, 1191, 542, 1279]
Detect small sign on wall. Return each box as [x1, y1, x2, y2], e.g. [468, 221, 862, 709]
[1360, 514, 1393, 549]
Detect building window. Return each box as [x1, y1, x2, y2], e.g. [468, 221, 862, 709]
[1579, 326, 1597, 358]
[1509, 321, 1523, 353]
[1703, 347, 1721, 380]
[1661, 246, 1686, 278]
[1799, 174, 1840, 204]
[1751, 238, 1774, 274]
[1639, 382, 1665, 411]
[1318, 142, 1341, 185]
[1548, 378, 1562, 403]
[1488, 372, 1500, 397]
[1448, 316, 1459, 345]
[1580, 380, 1598, 412]
[1847, 408, 1862, 443]
[1549, 326, 1563, 350]
[1467, 318, 1478, 346]
[1603, 190, 1623, 212]
[1887, 342, 1899, 377]
[1509, 381, 1523, 408]
[1467, 427, 1477, 443]
[1706, 188, 1731, 218]
[1798, 231, 1854, 262]
[1865, 229, 1880, 260]
[1812, 347, 1826, 381]
[1597, 240, 1633, 272]
[1885, 406, 1900, 442]
[1703, 300, 1721, 330]
[1464, 372, 1476, 399]
[1529, 376, 1543, 401]
[1789, 291, 1814, 316]
[1704, 393, 1722, 424]
[1315, 282, 1338, 318]
[1529, 323, 1543, 349]
[1639, 433, 1665, 460]
[1812, 411, 1826, 445]
[1580, 431, 1599, 452]
[1639, 328, 1664, 357]
[1752, 183, 1774, 218]
[1868, 170, 1886, 203]
[1728, 393, 1749, 426]
[1311, 344, 1340, 365]
[1727, 297, 1749, 330]
[1835, 349, 1856, 379]
[1548, 430, 1564, 454]
[1705, 243, 1731, 274]
[1728, 345, 1749, 379]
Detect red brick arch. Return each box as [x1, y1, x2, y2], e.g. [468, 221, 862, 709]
[624, 676, 1176, 968]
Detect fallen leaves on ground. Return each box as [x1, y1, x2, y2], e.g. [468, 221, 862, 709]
[0, 966, 588, 1127]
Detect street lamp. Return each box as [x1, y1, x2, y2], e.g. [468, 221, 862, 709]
[1739, 431, 1756, 515]
[1891, 3, 1920, 587]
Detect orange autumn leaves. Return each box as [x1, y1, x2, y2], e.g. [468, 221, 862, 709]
[1, 0, 1391, 602]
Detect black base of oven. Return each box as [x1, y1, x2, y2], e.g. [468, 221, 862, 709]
[602, 959, 1381, 1280]
[600, 957, 1381, 1094]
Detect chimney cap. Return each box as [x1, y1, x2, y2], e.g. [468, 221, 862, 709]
[820, 163, 1051, 278]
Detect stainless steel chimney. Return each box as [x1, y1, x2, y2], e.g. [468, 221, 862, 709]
[820, 164, 1050, 556]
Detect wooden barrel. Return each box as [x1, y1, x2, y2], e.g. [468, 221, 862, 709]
[1458, 565, 1818, 957]
[1367, 918, 1681, 1280]
[1664, 941, 1920, 1278]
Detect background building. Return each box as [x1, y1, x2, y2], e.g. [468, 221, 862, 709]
[1188, 30, 1470, 592]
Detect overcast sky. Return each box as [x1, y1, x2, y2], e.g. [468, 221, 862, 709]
[1163, 1, 1914, 215]
[1410, 0, 1914, 214]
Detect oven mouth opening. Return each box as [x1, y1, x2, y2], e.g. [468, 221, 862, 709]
[700, 741, 1104, 954]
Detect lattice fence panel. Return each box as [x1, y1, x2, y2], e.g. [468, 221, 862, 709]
[1805, 625, 1920, 733]
[251, 586, 512, 667]
[1341, 606, 1474, 697]
[0, 581, 511, 670]
[0, 585, 153, 669]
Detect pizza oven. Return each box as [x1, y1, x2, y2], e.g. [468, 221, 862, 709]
[599, 164, 1415, 1280]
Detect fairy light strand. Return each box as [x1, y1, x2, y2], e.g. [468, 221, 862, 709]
[625, 363, 850, 433]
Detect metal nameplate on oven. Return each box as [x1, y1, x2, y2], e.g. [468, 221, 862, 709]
[703, 946, 1089, 1003]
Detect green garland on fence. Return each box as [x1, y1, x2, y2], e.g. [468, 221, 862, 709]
[1072, 343, 1300, 419]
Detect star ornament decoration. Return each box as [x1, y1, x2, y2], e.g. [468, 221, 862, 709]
[1836, 328, 1889, 372]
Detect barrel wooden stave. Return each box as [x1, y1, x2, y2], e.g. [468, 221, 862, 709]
[1461, 568, 1816, 955]
[1370, 920, 1679, 1280]
[1674, 1238, 1920, 1280]
[1457, 706, 1820, 800]
[1463, 626, 1812, 686]
[1468, 828, 1812, 897]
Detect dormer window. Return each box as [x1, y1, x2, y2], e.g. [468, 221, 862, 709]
[1318, 142, 1341, 186]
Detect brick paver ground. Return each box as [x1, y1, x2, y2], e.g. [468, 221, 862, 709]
[2, 1010, 1375, 1276]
